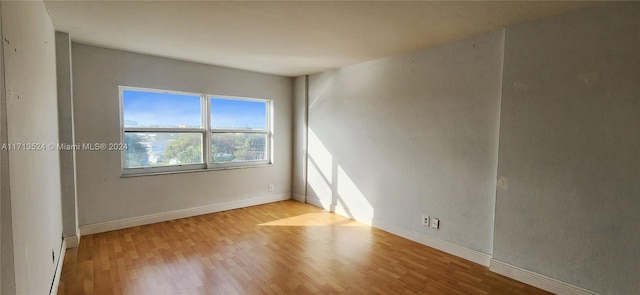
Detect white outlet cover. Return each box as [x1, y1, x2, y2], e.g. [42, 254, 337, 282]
[431, 218, 440, 229]
[422, 215, 430, 226]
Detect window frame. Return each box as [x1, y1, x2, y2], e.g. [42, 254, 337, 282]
[119, 86, 273, 176]
[207, 95, 273, 169]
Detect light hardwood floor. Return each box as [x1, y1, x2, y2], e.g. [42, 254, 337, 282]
[58, 200, 551, 294]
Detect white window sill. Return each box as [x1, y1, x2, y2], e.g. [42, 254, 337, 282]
[120, 163, 273, 178]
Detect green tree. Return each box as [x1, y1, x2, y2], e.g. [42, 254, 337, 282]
[177, 144, 202, 164]
[212, 134, 239, 162]
[234, 149, 249, 160]
[163, 134, 202, 164]
[234, 135, 265, 161]
[124, 134, 148, 167]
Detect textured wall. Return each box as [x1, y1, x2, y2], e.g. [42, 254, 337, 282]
[2, 2, 63, 293]
[494, 4, 640, 294]
[307, 31, 504, 253]
[72, 44, 293, 226]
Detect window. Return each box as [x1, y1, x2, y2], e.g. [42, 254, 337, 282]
[209, 97, 270, 165]
[120, 87, 272, 175]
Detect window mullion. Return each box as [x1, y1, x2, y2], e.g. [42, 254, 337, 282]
[269, 100, 273, 165]
[204, 95, 211, 168]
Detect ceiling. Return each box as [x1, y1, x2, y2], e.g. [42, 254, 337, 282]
[44, 1, 609, 77]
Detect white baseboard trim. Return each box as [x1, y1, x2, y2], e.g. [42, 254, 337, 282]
[304, 197, 490, 266]
[79, 193, 291, 236]
[304, 197, 373, 225]
[63, 235, 80, 249]
[50, 240, 66, 295]
[305, 196, 325, 209]
[490, 259, 599, 295]
[332, 204, 373, 226]
[373, 219, 491, 266]
[292, 193, 306, 203]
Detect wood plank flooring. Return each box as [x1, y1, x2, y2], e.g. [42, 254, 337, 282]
[58, 200, 551, 294]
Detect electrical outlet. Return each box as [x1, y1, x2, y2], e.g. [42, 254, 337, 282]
[268, 184, 274, 192]
[431, 218, 440, 229]
[422, 215, 430, 226]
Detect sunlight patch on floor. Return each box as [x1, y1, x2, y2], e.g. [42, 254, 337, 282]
[258, 213, 367, 227]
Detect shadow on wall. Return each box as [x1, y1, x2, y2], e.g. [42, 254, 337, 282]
[307, 128, 374, 225]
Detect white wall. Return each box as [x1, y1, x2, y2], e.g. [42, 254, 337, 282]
[2, 1, 64, 294]
[301, 4, 639, 294]
[494, 4, 640, 294]
[55, 31, 79, 246]
[71, 44, 293, 227]
[292, 76, 307, 200]
[0, 4, 13, 294]
[306, 31, 504, 254]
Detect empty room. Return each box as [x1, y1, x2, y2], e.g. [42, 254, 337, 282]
[0, 1, 638, 294]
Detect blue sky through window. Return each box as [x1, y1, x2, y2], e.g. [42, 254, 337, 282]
[123, 89, 202, 128]
[122, 89, 268, 130]
[210, 98, 267, 129]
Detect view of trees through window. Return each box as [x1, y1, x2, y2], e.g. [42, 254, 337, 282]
[124, 133, 202, 168]
[211, 133, 266, 163]
[124, 133, 266, 168]
[121, 87, 270, 172]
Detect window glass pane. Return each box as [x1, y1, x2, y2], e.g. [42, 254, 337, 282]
[124, 132, 203, 168]
[123, 89, 202, 128]
[211, 133, 267, 163]
[210, 98, 267, 130]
